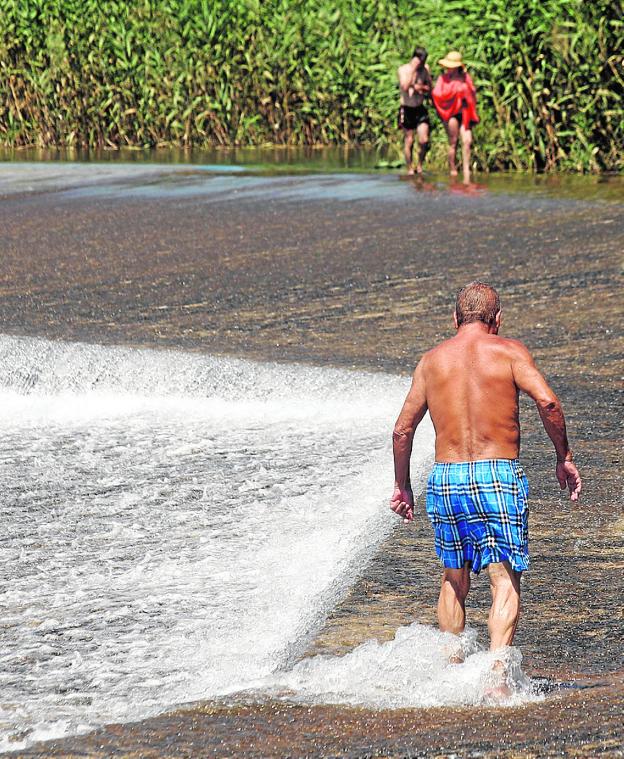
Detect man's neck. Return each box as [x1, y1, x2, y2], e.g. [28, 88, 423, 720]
[456, 321, 498, 336]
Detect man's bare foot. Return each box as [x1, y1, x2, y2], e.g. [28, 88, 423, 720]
[416, 164, 424, 175]
[450, 168, 458, 177]
[407, 167, 415, 176]
[444, 638, 465, 664]
[483, 682, 512, 702]
[483, 657, 512, 702]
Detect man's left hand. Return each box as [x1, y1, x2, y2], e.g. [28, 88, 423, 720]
[390, 486, 414, 523]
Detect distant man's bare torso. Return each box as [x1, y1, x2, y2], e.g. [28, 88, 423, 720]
[398, 62, 431, 108]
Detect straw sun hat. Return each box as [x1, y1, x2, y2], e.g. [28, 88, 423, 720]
[438, 50, 465, 69]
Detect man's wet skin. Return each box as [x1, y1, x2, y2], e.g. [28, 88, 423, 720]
[391, 284, 581, 667]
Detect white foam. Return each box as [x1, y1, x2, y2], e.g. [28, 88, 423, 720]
[264, 623, 541, 708]
[0, 334, 435, 752]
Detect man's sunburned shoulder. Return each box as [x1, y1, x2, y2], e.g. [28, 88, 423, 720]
[494, 335, 534, 359]
[414, 333, 533, 369]
[412, 339, 453, 372]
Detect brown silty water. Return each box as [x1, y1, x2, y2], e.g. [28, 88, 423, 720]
[0, 160, 622, 757]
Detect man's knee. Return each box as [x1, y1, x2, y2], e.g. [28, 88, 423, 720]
[442, 566, 470, 601]
[488, 562, 521, 603]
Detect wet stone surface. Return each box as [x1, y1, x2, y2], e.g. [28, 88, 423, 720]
[1, 170, 623, 757]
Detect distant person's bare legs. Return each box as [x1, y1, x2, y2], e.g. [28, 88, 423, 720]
[487, 561, 521, 650]
[445, 117, 460, 177]
[416, 121, 430, 174]
[403, 129, 415, 175]
[445, 117, 473, 183]
[437, 563, 471, 661]
[460, 124, 473, 184]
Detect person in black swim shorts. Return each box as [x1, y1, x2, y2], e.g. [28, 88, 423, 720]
[397, 47, 432, 175]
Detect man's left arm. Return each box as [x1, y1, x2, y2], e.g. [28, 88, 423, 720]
[511, 342, 582, 501]
[391, 359, 428, 522]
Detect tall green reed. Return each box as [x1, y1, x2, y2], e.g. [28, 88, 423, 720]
[0, 0, 621, 170]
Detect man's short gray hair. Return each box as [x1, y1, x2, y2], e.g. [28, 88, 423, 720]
[455, 282, 501, 326]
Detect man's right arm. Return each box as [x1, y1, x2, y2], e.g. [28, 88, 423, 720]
[511, 342, 582, 501]
[390, 358, 428, 521]
[397, 65, 409, 92]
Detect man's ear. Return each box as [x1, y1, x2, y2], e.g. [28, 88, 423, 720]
[494, 309, 502, 331]
[453, 310, 459, 329]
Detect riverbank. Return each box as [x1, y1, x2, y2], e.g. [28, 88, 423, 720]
[2, 1, 622, 171]
[1, 165, 622, 756]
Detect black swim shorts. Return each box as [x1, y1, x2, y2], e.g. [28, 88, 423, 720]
[398, 105, 430, 130]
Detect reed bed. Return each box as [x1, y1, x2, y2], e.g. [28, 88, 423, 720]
[0, 0, 622, 170]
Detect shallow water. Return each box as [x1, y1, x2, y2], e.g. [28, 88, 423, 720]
[263, 623, 539, 709]
[0, 154, 623, 202]
[0, 160, 622, 756]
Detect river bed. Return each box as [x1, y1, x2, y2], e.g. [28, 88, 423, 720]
[0, 160, 622, 756]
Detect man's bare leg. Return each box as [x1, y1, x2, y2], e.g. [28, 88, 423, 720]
[438, 563, 471, 661]
[416, 122, 430, 174]
[483, 562, 521, 699]
[403, 129, 415, 175]
[445, 117, 460, 176]
[487, 561, 521, 650]
[460, 124, 473, 183]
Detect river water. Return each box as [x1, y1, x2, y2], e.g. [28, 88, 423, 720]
[0, 158, 622, 756]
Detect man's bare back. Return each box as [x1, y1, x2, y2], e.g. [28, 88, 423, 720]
[389, 282, 582, 662]
[421, 326, 536, 461]
[393, 303, 582, 479]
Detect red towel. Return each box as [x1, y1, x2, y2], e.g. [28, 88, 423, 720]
[432, 71, 479, 128]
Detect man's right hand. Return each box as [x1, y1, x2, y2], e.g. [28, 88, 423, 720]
[556, 460, 582, 501]
[390, 485, 414, 523]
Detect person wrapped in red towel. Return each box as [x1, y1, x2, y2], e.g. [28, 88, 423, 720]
[432, 51, 479, 182]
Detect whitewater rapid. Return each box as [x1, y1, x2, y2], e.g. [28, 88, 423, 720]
[0, 334, 434, 750]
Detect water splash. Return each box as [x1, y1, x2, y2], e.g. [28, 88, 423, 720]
[264, 623, 541, 708]
[0, 335, 434, 752]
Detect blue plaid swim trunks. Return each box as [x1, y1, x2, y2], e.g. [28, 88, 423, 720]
[425, 459, 530, 574]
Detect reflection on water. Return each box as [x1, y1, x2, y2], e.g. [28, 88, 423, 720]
[0, 148, 622, 201]
[0, 162, 622, 207]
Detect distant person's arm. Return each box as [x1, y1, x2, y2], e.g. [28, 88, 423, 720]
[420, 66, 433, 95]
[511, 344, 582, 501]
[398, 65, 412, 93]
[391, 359, 428, 521]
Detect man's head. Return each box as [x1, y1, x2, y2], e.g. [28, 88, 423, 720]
[454, 282, 501, 330]
[413, 46, 428, 66]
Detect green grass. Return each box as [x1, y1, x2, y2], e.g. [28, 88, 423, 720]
[0, 0, 622, 170]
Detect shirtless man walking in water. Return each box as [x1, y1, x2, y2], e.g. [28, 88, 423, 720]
[397, 47, 432, 175]
[391, 282, 581, 669]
